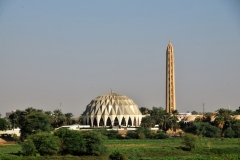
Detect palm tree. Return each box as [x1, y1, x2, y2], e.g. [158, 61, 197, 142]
[65, 113, 74, 125]
[52, 109, 66, 128]
[214, 115, 225, 131]
[214, 108, 233, 133]
[159, 115, 175, 133]
[203, 112, 214, 123]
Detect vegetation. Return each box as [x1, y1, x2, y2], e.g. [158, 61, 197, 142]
[182, 133, 197, 150]
[54, 128, 86, 155]
[19, 112, 53, 140]
[1, 138, 240, 159]
[22, 132, 60, 156]
[1, 106, 240, 159]
[109, 150, 127, 160]
[0, 118, 7, 131]
[82, 130, 107, 156]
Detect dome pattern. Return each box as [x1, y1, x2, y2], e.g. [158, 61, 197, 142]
[82, 93, 142, 127]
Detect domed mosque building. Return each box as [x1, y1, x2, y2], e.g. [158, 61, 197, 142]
[82, 92, 142, 127]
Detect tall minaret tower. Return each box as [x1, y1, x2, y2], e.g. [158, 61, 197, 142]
[166, 41, 176, 114]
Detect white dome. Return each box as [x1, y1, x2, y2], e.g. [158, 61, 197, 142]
[82, 93, 142, 127]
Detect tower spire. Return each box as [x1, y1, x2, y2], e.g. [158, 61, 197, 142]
[166, 41, 176, 114]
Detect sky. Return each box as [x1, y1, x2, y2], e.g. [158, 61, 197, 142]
[0, 0, 240, 117]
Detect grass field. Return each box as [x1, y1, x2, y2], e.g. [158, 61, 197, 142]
[0, 137, 240, 160]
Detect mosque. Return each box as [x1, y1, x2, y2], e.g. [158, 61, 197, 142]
[82, 42, 178, 127]
[82, 91, 142, 127]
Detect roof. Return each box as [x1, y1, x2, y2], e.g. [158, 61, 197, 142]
[82, 93, 142, 116]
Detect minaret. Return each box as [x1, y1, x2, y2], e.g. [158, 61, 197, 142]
[166, 41, 176, 114]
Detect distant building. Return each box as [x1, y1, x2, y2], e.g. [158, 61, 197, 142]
[5, 110, 16, 118]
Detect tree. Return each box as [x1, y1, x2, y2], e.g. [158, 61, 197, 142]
[139, 107, 150, 115]
[215, 108, 232, 120]
[82, 131, 107, 155]
[214, 108, 233, 135]
[20, 112, 53, 140]
[201, 112, 214, 123]
[150, 107, 168, 124]
[191, 111, 198, 115]
[141, 116, 155, 128]
[232, 120, 240, 137]
[21, 139, 37, 156]
[22, 132, 60, 156]
[184, 122, 220, 138]
[224, 127, 235, 138]
[233, 106, 240, 115]
[52, 109, 66, 128]
[214, 116, 225, 131]
[64, 113, 74, 125]
[9, 110, 27, 129]
[182, 133, 197, 151]
[54, 128, 86, 155]
[0, 118, 7, 131]
[172, 110, 179, 115]
[159, 115, 176, 133]
[25, 107, 43, 114]
[202, 123, 221, 138]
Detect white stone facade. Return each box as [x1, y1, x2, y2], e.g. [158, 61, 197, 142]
[82, 93, 142, 127]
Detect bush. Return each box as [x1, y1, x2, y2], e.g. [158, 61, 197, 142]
[224, 127, 235, 138]
[203, 123, 221, 138]
[182, 133, 197, 151]
[154, 132, 169, 139]
[82, 131, 107, 155]
[107, 130, 121, 139]
[109, 150, 127, 160]
[0, 118, 7, 131]
[26, 132, 60, 156]
[21, 139, 37, 156]
[184, 122, 221, 138]
[126, 131, 139, 139]
[54, 128, 86, 155]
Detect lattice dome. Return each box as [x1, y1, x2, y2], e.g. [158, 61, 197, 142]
[82, 93, 142, 127]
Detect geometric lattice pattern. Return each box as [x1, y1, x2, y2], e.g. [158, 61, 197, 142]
[82, 93, 142, 127]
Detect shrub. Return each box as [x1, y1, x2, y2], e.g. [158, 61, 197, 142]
[154, 132, 169, 139]
[184, 122, 220, 138]
[21, 139, 37, 156]
[224, 127, 235, 138]
[54, 128, 86, 155]
[0, 118, 7, 131]
[27, 132, 60, 156]
[82, 131, 107, 156]
[109, 150, 127, 160]
[126, 131, 139, 139]
[203, 123, 220, 138]
[107, 130, 121, 139]
[182, 133, 197, 151]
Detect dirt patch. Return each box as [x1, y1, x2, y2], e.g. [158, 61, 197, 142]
[118, 130, 127, 135]
[0, 137, 15, 144]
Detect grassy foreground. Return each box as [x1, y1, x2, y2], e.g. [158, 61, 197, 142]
[0, 138, 240, 160]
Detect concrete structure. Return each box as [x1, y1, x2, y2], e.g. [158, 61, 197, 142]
[82, 92, 142, 127]
[166, 41, 176, 113]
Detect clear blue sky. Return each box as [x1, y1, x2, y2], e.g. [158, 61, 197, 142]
[1, 0, 240, 117]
